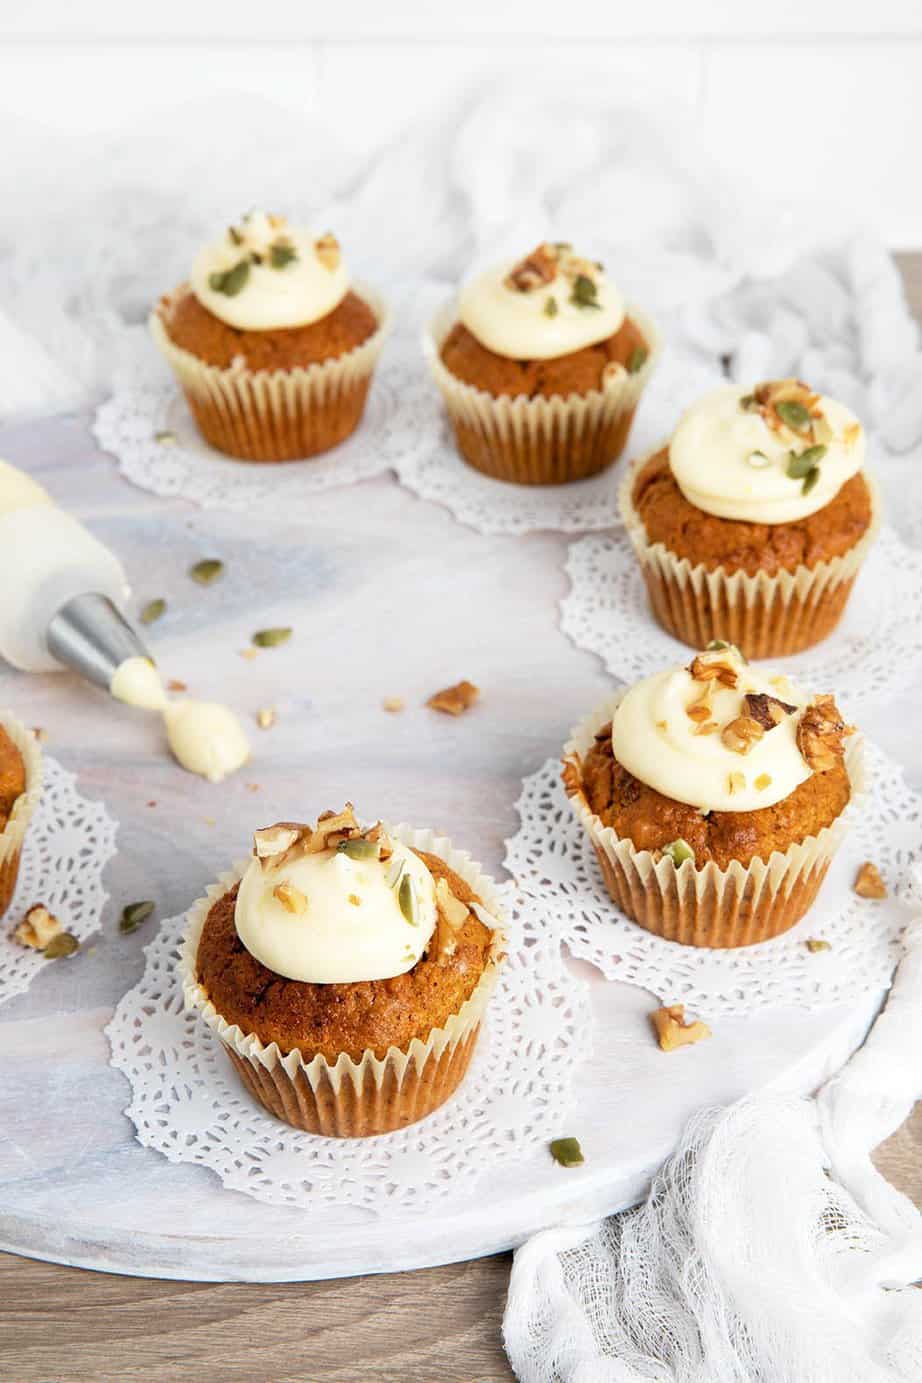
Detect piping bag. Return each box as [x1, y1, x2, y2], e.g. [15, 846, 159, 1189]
[0, 461, 250, 781]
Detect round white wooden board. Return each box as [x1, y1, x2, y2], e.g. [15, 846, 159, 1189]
[0, 414, 909, 1282]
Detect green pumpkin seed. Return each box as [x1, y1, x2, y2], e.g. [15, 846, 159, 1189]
[549, 1137, 584, 1168]
[661, 839, 696, 867]
[786, 451, 815, 480]
[543, 297, 558, 318]
[805, 938, 831, 953]
[209, 259, 250, 297]
[627, 346, 648, 374]
[44, 931, 79, 959]
[775, 400, 811, 432]
[189, 559, 224, 586]
[120, 900, 155, 935]
[398, 872, 418, 926]
[739, 394, 756, 411]
[570, 274, 601, 310]
[252, 627, 292, 648]
[154, 430, 177, 446]
[801, 465, 821, 496]
[270, 241, 298, 269]
[337, 839, 381, 861]
[140, 598, 166, 625]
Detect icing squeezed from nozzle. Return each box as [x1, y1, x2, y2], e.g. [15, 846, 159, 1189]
[110, 657, 250, 784]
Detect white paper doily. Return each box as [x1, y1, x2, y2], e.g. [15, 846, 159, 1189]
[504, 742, 916, 1019]
[393, 345, 725, 536]
[561, 524, 922, 715]
[0, 756, 118, 1008]
[105, 881, 593, 1215]
[93, 355, 411, 513]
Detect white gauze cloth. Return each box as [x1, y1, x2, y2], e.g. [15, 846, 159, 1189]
[504, 918, 922, 1382]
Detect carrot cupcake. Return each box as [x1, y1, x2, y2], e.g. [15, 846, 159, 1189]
[151, 211, 390, 462]
[0, 714, 43, 919]
[563, 644, 861, 947]
[620, 379, 880, 658]
[181, 806, 504, 1136]
[425, 242, 658, 485]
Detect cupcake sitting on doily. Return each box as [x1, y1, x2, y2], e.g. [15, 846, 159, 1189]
[0, 714, 43, 919]
[563, 644, 861, 947]
[620, 379, 880, 657]
[181, 805, 504, 1136]
[425, 242, 658, 486]
[151, 212, 390, 462]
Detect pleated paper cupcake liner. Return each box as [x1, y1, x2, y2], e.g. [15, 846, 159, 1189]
[423, 302, 660, 486]
[618, 451, 882, 659]
[562, 693, 864, 949]
[150, 283, 391, 463]
[0, 714, 44, 919]
[180, 824, 505, 1137]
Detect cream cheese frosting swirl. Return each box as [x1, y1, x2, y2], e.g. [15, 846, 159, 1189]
[234, 815, 438, 983]
[458, 242, 624, 360]
[610, 647, 812, 813]
[191, 211, 349, 331]
[669, 381, 865, 524]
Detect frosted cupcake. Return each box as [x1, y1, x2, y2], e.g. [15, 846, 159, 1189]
[563, 644, 861, 947]
[620, 379, 880, 657]
[426, 242, 658, 485]
[151, 212, 390, 462]
[0, 714, 43, 919]
[181, 806, 504, 1136]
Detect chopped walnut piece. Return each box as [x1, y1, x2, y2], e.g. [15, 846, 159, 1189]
[435, 877, 469, 929]
[13, 903, 62, 950]
[382, 696, 405, 713]
[651, 1004, 712, 1053]
[253, 822, 303, 867]
[594, 721, 613, 742]
[308, 804, 360, 852]
[273, 882, 307, 914]
[843, 422, 862, 447]
[744, 692, 796, 731]
[256, 707, 276, 730]
[427, 680, 480, 716]
[505, 243, 558, 292]
[693, 720, 719, 737]
[347, 893, 361, 907]
[315, 232, 341, 271]
[689, 655, 738, 688]
[797, 694, 852, 772]
[853, 861, 887, 899]
[721, 716, 764, 755]
[686, 703, 712, 724]
[167, 679, 188, 693]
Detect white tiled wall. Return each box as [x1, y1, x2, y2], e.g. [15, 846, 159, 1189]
[3, 2, 921, 244]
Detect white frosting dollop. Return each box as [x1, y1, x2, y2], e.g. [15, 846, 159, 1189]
[164, 700, 250, 783]
[458, 245, 624, 360]
[669, 384, 865, 524]
[191, 211, 349, 331]
[610, 650, 811, 813]
[234, 839, 438, 983]
[110, 656, 168, 712]
[0, 460, 52, 515]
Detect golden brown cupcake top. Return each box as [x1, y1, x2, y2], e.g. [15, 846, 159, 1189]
[566, 646, 855, 868]
[196, 808, 496, 1061]
[631, 448, 873, 576]
[0, 725, 25, 833]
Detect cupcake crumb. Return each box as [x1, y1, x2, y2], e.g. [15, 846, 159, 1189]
[382, 696, 405, 713]
[651, 1004, 711, 1053]
[427, 680, 479, 716]
[853, 861, 887, 899]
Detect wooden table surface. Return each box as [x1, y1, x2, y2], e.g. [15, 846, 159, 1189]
[3, 254, 921, 1383]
